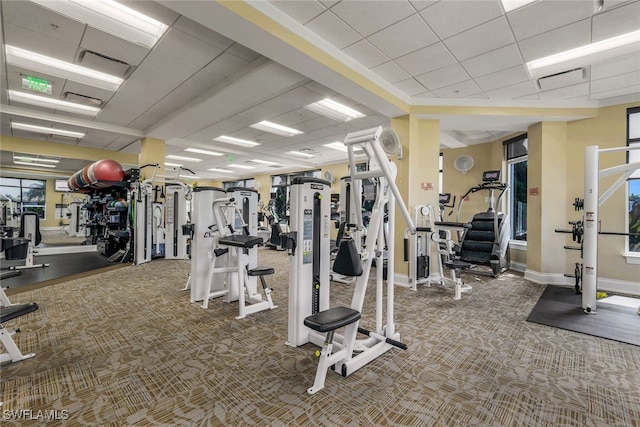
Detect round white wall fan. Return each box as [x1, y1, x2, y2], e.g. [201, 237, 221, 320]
[454, 154, 474, 174]
[378, 128, 403, 159]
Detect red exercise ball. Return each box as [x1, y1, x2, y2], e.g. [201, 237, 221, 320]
[91, 159, 125, 183]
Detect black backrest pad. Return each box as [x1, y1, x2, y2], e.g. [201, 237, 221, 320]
[333, 238, 363, 277]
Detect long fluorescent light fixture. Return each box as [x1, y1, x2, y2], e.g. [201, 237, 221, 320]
[323, 142, 363, 153]
[251, 159, 279, 166]
[5, 46, 124, 92]
[500, 0, 537, 13]
[287, 150, 314, 159]
[8, 90, 101, 116]
[250, 121, 303, 137]
[14, 155, 59, 163]
[214, 136, 260, 147]
[164, 162, 183, 167]
[527, 30, 640, 77]
[29, 0, 168, 48]
[227, 164, 254, 170]
[185, 148, 223, 156]
[12, 122, 85, 138]
[14, 161, 56, 168]
[208, 168, 233, 173]
[166, 155, 202, 163]
[305, 99, 365, 122]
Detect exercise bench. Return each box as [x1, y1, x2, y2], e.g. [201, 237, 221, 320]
[1, 302, 39, 364]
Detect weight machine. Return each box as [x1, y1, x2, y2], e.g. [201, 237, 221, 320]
[66, 195, 89, 238]
[283, 126, 416, 394]
[331, 177, 362, 284]
[405, 205, 433, 291]
[188, 187, 276, 318]
[581, 144, 640, 314]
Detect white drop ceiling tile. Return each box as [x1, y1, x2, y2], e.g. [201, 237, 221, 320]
[270, 1, 327, 24]
[414, 63, 470, 90]
[279, 86, 327, 108]
[367, 14, 438, 59]
[419, 0, 503, 39]
[517, 19, 591, 63]
[172, 16, 235, 50]
[409, 0, 439, 11]
[2, 1, 86, 45]
[507, 0, 594, 40]
[305, 11, 363, 49]
[4, 24, 79, 63]
[591, 53, 640, 80]
[155, 29, 224, 68]
[394, 42, 457, 76]
[443, 17, 515, 61]
[592, 1, 640, 41]
[226, 43, 262, 63]
[235, 105, 280, 123]
[292, 116, 337, 132]
[329, 1, 415, 37]
[461, 44, 523, 78]
[538, 82, 590, 100]
[371, 61, 411, 84]
[590, 85, 640, 100]
[432, 79, 483, 98]
[342, 40, 389, 68]
[105, 136, 137, 151]
[591, 71, 640, 94]
[485, 80, 537, 99]
[468, 92, 489, 99]
[96, 103, 144, 126]
[303, 81, 338, 98]
[80, 27, 150, 67]
[136, 51, 199, 88]
[203, 52, 250, 78]
[119, 139, 140, 154]
[393, 78, 429, 96]
[474, 65, 529, 92]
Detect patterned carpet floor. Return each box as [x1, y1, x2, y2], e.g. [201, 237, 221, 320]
[1, 248, 639, 426]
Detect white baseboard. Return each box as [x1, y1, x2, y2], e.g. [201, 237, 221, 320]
[525, 269, 640, 296]
[509, 261, 526, 273]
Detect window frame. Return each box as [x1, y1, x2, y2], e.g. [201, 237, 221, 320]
[504, 133, 528, 245]
[0, 177, 47, 220]
[626, 106, 640, 255]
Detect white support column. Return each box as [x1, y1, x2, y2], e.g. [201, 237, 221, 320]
[582, 145, 599, 313]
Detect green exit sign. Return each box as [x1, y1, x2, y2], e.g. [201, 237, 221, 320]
[21, 75, 52, 94]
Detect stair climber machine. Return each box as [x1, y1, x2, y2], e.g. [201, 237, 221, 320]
[281, 126, 416, 394]
[456, 170, 510, 276]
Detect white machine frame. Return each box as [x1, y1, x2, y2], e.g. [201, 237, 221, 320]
[406, 205, 433, 290]
[288, 126, 416, 394]
[582, 144, 640, 313]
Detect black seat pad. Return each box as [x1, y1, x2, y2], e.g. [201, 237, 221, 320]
[1, 302, 39, 323]
[218, 235, 263, 248]
[304, 306, 361, 333]
[248, 267, 274, 276]
[445, 260, 472, 270]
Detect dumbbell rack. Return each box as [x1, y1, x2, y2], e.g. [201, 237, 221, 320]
[555, 198, 584, 294]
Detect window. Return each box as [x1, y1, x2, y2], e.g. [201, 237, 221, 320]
[439, 153, 443, 194]
[223, 178, 255, 190]
[627, 107, 640, 252]
[504, 134, 528, 241]
[0, 177, 47, 219]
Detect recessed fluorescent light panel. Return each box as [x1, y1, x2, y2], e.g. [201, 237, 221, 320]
[208, 168, 233, 173]
[12, 122, 85, 138]
[526, 30, 640, 77]
[166, 155, 202, 163]
[305, 99, 365, 122]
[185, 148, 223, 156]
[323, 142, 363, 153]
[500, 0, 537, 12]
[29, 0, 168, 48]
[213, 135, 260, 147]
[5, 45, 124, 91]
[13, 155, 59, 163]
[287, 150, 314, 159]
[250, 121, 303, 137]
[227, 164, 254, 170]
[251, 159, 279, 166]
[164, 162, 183, 167]
[8, 90, 100, 116]
[13, 161, 56, 168]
